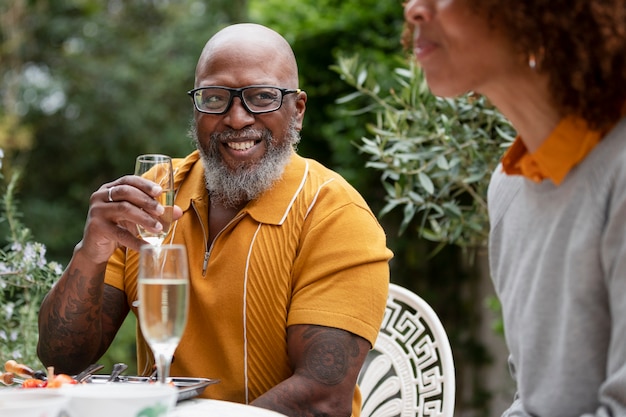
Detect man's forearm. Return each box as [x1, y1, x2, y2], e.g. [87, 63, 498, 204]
[251, 373, 352, 417]
[37, 252, 109, 374]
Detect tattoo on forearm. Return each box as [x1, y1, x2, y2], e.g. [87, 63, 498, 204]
[302, 327, 360, 386]
[39, 268, 105, 368]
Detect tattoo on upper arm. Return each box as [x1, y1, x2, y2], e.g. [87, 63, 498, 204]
[301, 326, 360, 386]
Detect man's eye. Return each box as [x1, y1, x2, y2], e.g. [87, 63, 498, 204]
[205, 95, 225, 104]
[248, 91, 279, 106]
[257, 91, 278, 101]
[202, 94, 228, 109]
[257, 92, 277, 100]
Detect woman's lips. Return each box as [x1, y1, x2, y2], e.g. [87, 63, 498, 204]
[413, 38, 437, 60]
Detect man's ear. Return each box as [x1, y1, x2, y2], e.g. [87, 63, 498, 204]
[293, 90, 307, 130]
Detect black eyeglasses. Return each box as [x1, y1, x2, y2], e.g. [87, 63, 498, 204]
[187, 85, 301, 115]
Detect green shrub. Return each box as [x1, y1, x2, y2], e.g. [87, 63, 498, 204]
[0, 150, 63, 370]
[333, 55, 515, 251]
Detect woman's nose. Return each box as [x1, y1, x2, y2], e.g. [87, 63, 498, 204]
[404, 0, 432, 24]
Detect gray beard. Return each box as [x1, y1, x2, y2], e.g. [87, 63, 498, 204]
[189, 118, 301, 209]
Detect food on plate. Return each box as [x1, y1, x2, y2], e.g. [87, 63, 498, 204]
[1, 361, 77, 388]
[20, 378, 47, 388]
[0, 372, 17, 386]
[35, 367, 77, 388]
[4, 360, 35, 378]
[45, 370, 77, 388]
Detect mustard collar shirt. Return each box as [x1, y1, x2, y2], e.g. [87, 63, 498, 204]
[106, 150, 392, 415]
[501, 117, 603, 185]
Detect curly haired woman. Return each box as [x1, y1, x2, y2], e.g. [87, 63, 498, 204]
[404, 1, 626, 416]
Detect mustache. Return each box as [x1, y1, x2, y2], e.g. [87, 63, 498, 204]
[211, 127, 270, 142]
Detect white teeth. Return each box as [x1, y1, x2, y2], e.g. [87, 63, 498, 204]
[227, 141, 255, 151]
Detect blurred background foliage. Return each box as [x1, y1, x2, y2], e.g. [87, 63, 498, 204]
[0, 0, 512, 415]
[333, 56, 515, 250]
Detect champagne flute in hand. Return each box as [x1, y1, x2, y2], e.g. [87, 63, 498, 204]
[138, 244, 189, 384]
[134, 154, 174, 246]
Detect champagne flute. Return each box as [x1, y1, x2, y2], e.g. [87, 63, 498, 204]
[134, 154, 175, 246]
[138, 244, 189, 384]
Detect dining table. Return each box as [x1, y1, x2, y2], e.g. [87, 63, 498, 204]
[168, 398, 289, 417]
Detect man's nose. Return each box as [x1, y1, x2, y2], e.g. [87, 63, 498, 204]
[224, 97, 255, 129]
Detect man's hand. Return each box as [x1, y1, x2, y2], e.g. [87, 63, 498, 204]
[79, 175, 183, 263]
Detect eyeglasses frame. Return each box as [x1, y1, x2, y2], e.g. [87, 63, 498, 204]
[187, 85, 301, 115]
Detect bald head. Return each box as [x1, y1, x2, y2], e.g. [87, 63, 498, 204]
[195, 23, 299, 88]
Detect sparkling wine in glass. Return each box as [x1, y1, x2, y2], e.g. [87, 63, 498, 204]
[138, 244, 189, 384]
[134, 154, 175, 246]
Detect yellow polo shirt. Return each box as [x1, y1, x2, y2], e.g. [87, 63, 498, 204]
[105, 150, 392, 415]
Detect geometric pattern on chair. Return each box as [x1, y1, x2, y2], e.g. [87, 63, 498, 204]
[358, 283, 455, 417]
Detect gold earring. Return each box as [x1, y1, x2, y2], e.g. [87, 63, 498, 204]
[528, 53, 537, 69]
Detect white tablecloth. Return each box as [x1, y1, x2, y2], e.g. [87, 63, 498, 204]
[169, 399, 288, 417]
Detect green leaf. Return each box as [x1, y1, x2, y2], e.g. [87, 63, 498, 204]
[418, 172, 435, 195]
[463, 172, 485, 184]
[436, 155, 449, 170]
[336, 91, 364, 104]
[357, 68, 368, 87]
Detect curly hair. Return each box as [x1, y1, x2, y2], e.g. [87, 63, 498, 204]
[403, 1, 626, 131]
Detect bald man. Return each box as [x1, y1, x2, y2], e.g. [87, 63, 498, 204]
[38, 23, 392, 417]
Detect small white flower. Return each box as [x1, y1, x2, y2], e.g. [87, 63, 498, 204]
[49, 262, 63, 275]
[3, 303, 14, 320]
[23, 242, 37, 263]
[36, 243, 48, 268]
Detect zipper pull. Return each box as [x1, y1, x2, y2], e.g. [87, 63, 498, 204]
[202, 251, 210, 276]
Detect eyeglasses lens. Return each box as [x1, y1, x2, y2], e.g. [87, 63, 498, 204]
[194, 87, 282, 114]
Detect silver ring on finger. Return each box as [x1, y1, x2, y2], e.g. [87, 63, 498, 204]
[108, 187, 115, 203]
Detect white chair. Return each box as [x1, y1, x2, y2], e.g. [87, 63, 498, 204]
[358, 283, 455, 417]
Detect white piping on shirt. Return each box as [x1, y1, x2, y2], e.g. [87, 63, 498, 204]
[277, 160, 309, 225]
[243, 222, 263, 404]
[164, 159, 340, 400]
[305, 178, 335, 220]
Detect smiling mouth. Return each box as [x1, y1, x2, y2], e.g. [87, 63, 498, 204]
[226, 140, 258, 151]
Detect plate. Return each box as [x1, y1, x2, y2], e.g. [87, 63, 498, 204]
[61, 383, 177, 417]
[170, 399, 288, 417]
[0, 389, 69, 417]
[86, 375, 220, 402]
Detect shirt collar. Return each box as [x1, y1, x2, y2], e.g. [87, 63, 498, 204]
[173, 150, 308, 226]
[172, 150, 207, 212]
[501, 116, 603, 185]
[245, 153, 308, 225]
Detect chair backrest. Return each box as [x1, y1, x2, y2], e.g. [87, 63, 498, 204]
[358, 283, 455, 417]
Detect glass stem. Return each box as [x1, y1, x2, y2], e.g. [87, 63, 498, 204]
[156, 352, 172, 384]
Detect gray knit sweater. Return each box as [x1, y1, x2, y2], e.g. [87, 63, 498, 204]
[488, 117, 626, 417]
